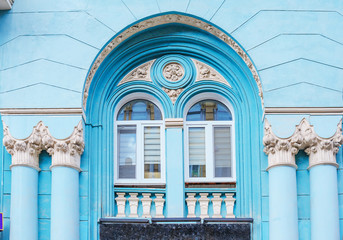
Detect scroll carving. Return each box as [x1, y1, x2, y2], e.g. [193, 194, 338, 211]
[264, 118, 343, 170]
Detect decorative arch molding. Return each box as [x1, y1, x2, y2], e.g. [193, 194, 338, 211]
[82, 12, 263, 111]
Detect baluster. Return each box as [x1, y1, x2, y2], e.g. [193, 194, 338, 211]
[199, 193, 209, 218]
[115, 193, 126, 217]
[186, 193, 197, 218]
[141, 193, 152, 218]
[154, 193, 165, 218]
[224, 193, 235, 218]
[211, 193, 222, 218]
[128, 193, 139, 218]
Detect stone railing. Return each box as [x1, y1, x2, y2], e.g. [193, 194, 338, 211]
[114, 190, 166, 218]
[185, 191, 235, 218]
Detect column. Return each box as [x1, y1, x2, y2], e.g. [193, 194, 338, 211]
[165, 118, 184, 217]
[42, 121, 84, 240]
[263, 119, 301, 240]
[304, 119, 342, 240]
[3, 122, 44, 240]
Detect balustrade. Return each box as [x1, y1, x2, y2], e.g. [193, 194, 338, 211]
[185, 191, 235, 218]
[114, 190, 165, 218]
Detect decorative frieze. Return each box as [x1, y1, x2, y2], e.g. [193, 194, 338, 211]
[264, 118, 343, 170]
[42, 121, 85, 171]
[3, 121, 44, 171]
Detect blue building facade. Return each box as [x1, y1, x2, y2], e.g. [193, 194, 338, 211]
[0, 1, 343, 239]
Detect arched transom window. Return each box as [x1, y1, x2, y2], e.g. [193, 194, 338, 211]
[185, 99, 234, 182]
[115, 99, 164, 184]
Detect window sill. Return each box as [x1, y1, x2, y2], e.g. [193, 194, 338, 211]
[114, 183, 166, 189]
[185, 182, 236, 189]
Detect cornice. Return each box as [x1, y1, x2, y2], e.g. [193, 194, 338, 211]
[83, 13, 263, 110]
[263, 118, 343, 170]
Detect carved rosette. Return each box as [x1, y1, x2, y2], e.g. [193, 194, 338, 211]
[163, 63, 184, 82]
[263, 119, 301, 170]
[3, 121, 44, 171]
[304, 119, 343, 169]
[162, 87, 183, 104]
[42, 121, 85, 171]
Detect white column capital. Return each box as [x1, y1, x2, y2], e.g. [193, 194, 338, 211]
[42, 121, 85, 171]
[263, 119, 302, 170]
[3, 121, 44, 171]
[304, 119, 343, 169]
[264, 118, 343, 170]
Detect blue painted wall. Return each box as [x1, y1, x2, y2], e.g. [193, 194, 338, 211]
[0, 1, 343, 239]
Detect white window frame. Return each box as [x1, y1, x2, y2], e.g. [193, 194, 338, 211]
[183, 93, 236, 183]
[114, 93, 165, 185]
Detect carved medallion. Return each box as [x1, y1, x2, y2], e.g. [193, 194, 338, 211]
[163, 63, 184, 82]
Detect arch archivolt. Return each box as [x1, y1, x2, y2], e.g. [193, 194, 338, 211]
[83, 13, 263, 110]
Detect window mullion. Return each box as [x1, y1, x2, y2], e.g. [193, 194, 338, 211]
[137, 122, 143, 182]
[206, 124, 214, 180]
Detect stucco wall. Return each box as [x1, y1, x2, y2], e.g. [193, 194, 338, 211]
[0, 1, 343, 239]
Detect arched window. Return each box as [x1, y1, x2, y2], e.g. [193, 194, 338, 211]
[185, 99, 235, 182]
[115, 99, 164, 184]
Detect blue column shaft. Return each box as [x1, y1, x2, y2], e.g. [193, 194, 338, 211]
[51, 167, 79, 240]
[10, 166, 38, 240]
[165, 128, 184, 217]
[310, 165, 339, 240]
[269, 166, 299, 240]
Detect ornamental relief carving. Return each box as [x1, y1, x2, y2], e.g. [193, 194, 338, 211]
[162, 87, 184, 104]
[163, 63, 184, 82]
[117, 60, 154, 86]
[3, 121, 85, 171]
[192, 59, 231, 87]
[263, 118, 343, 170]
[83, 14, 263, 110]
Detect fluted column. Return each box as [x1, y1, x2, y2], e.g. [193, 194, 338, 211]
[42, 121, 84, 240]
[3, 122, 44, 240]
[263, 119, 302, 240]
[304, 119, 342, 240]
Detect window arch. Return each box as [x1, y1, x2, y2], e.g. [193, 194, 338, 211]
[114, 94, 165, 185]
[184, 94, 235, 183]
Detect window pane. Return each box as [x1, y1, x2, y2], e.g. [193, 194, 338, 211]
[117, 100, 162, 120]
[118, 126, 136, 179]
[144, 126, 161, 179]
[214, 127, 231, 177]
[186, 100, 232, 121]
[189, 127, 206, 177]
